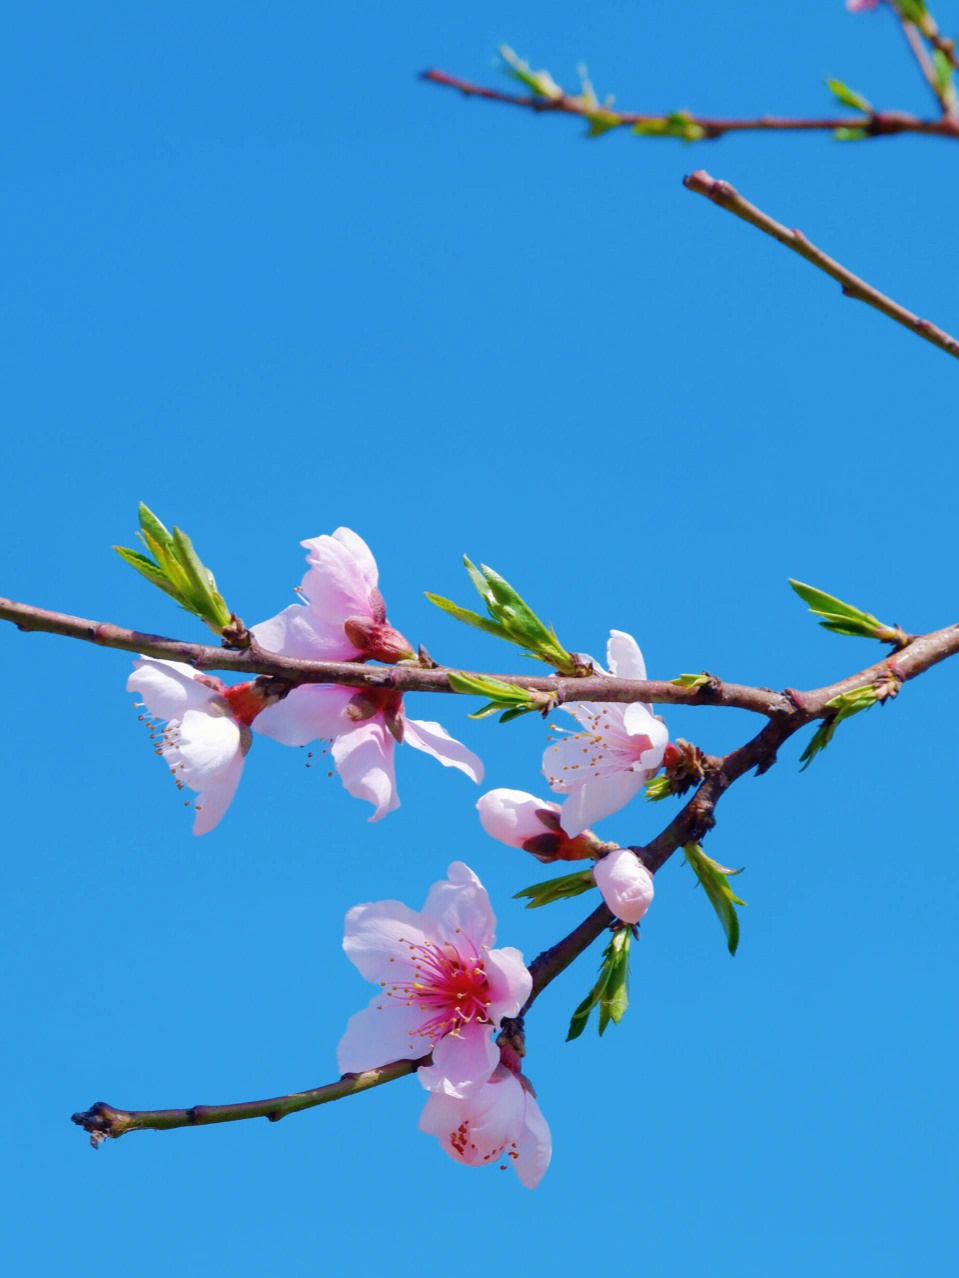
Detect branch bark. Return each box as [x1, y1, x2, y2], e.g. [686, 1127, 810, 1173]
[683, 170, 959, 359]
[421, 67, 959, 140]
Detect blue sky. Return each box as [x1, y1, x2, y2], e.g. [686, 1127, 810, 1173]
[2, 2, 957, 1274]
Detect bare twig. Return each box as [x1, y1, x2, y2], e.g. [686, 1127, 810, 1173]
[898, 17, 958, 114]
[421, 67, 959, 140]
[71, 1059, 421, 1146]
[683, 170, 959, 359]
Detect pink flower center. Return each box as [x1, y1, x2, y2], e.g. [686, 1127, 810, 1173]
[388, 940, 491, 1041]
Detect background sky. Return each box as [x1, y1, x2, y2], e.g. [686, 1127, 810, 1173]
[2, 2, 956, 1274]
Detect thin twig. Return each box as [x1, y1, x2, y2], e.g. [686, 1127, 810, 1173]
[898, 17, 958, 114]
[421, 67, 959, 140]
[682, 170, 959, 359]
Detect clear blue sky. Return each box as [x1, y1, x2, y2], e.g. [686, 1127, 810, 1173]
[2, 2, 957, 1274]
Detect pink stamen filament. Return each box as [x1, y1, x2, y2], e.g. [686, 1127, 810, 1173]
[386, 940, 491, 1040]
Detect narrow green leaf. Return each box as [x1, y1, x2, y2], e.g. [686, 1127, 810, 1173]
[788, 578, 892, 639]
[113, 546, 180, 599]
[424, 593, 506, 639]
[671, 673, 710, 688]
[644, 775, 674, 802]
[683, 843, 746, 955]
[140, 529, 192, 596]
[137, 504, 176, 554]
[799, 684, 879, 769]
[567, 927, 632, 1040]
[834, 127, 868, 141]
[826, 78, 872, 112]
[499, 45, 564, 100]
[514, 868, 596, 909]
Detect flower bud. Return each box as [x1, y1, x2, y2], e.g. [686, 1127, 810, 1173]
[592, 848, 654, 924]
[342, 615, 416, 663]
[477, 789, 603, 862]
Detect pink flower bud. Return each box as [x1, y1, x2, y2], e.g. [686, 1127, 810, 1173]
[477, 789, 601, 862]
[592, 848, 654, 925]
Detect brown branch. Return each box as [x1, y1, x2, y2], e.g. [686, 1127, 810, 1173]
[71, 1059, 422, 1146]
[898, 16, 958, 114]
[421, 67, 959, 140]
[683, 170, 959, 359]
[70, 619, 959, 1145]
[0, 595, 793, 716]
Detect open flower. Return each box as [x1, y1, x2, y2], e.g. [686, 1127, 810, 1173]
[253, 527, 414, 665]
[254, 683, 483, 820]
[337, 862, 531, 1098]
[252, 528, 481, 818]
[418, 1061, 551, 1188]
[127, 658, 266, 835]
[476, 788, 603, 862]
[593, 847, 654, 924]
[542, 630, 668, 836]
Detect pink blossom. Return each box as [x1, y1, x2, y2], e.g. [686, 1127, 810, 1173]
[127, 658, 266, 835]
[337, 862, 531, 1098]
[847, 1, 880, 11]
[253, 527, 414, 665]
[418, 1061, 551, 1188]
[593, 847, 654, 924]
[252, 528, 481, 818]
[254, 683, 483, 820]
[476, 788, 603, 862]
[542, 630, 668, 836]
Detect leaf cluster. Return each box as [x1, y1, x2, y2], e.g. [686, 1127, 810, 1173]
[683, 843, 746, 956]
[567, 926, 632, 1040]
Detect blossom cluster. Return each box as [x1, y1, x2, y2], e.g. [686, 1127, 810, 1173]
[127, 527, 670, 1185]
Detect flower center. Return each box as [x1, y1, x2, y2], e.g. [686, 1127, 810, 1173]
[388, 940, 491, 1041]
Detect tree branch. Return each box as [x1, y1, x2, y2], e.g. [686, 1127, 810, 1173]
[71, 1059, 422, 1146]
[682, 170, 959, 359]
[898, 16, 958, 114]
[421, 67, 959, 140]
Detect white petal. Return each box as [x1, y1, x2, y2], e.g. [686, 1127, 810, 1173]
[476, 789, 558, 847]
[192, 746, 245, 836]
[559, 770, 646, 837]
[331, 720, 399, 821]
[484, 946, 533, 1023]
[253, 685, 354, 747]
[417, 1066, 526, 1168]
[606, 630, 647, 681]
[251, 603, 359, 661]
[622, 701, 670, 764]
[342, 898, 437, 984]
[128, 658, 218, 720]
[165, 708, 242, 788]
[331, 527, 378, 589]
[336, 1001, 432, 1074]
[513, 1091, 552, 1188]
[421, 861, 496, 947]
[417, 1022, 499, 1097]
[403, 718, 484, 783]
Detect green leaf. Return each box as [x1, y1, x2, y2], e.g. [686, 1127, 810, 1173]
[799, 684, 879, 769]
[834, 127, 868, 141]
[447, 671, 548, 721]
[933, 48, 954, 93]
[514, 868, 596, 909]
[788, 579, 894, 640]
[898, 0, 928, 24]
[499, 45, 564, 100]
[112, 546, 181, 599]
[429, 559, 576, 671]
[671, 673, 710, 688]
[115, 506, 233, 632]
[632, 110, 705, 141]
[644, 775, 674, 802]
[567, 927, 632, 1040]
[826, 78, 873, 112]
[172, 527, 231, 627]
[424, 593, 506, 640]
[683, 843, 745, 955]
[137, 504, 176, 555]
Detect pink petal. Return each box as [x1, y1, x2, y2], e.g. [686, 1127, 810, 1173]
[166, 708, 243, 787]
[606, 630, 647, 682]
[127, 658, 219, 720]
[403, 718, 484, 783]
[622, 702, 669, 765]
[252, 684, 355, 747]
[337, 1000, 432, 1074]
[417, 1021, 499, 1097]
[251, 603, 359, 661]
[559, 769, 647, 837]
[299, 529, 378, 623]
[421, 861, 496, 948]
[513, 1091, 552, 1189]
[593, 847, 654, 924]
[342, 898, 437, 984]
[331, 720, 399, 820]
[476, 789, 559, 848]
[484, 946, 533, 1023]
[417, 1067, 527, 1168]
[329, 527, 378, 589]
